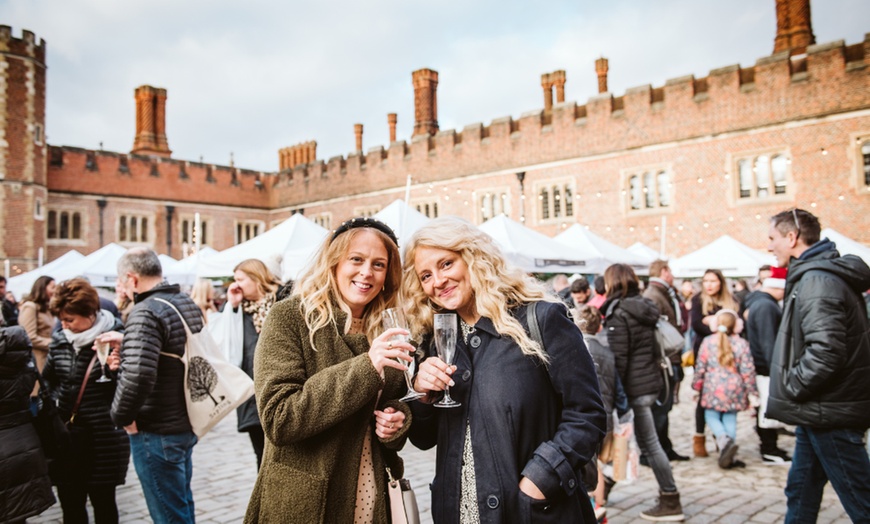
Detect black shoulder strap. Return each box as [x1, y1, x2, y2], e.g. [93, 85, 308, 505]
[527, 301, 543, 352]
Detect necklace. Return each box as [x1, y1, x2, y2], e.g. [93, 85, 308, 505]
[460, 318, 476, 344]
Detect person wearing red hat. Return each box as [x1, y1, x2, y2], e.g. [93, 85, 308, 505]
[741, 266, 791, 464]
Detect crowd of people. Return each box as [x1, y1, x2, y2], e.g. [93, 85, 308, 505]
[1, 207, 869, 523]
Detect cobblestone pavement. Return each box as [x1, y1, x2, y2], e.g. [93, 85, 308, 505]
[30, 369, 850, 523]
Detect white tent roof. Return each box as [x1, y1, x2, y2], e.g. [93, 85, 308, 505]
[627, 242, 661, 264]
[822, 228, 870, 265]
[158, 254, 178, 270]
[373, 199, 431, 249]
[670, 235, 775, 278]
[162, 247, 219, 286]
[6, 250, 85, 299]
[53, 243, 129, 287]
[478, 214, 589, 274]
[554, 224, 651, 275]
[197, 214, 327, 281]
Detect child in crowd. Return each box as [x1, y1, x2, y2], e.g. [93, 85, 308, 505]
[692, 309, 758, 469]
[574, 305, 630, 520]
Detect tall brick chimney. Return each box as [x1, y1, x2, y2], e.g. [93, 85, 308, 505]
[412, 68, 439, 137]
[541, 73, 554, 111]
[132, 85, 171, 157]
[774, 0, 815, 54]
[552, 70, 566, 104]
[387, 113, 397, 143]
[354, 124, 363, 153]
[595, 58, 609, 94]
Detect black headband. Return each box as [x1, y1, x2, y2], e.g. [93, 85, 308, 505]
[331, 217, 399, 246]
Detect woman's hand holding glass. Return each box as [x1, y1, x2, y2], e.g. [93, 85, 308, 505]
[413, 357, 456, 402]
[368, 328, 414, 376]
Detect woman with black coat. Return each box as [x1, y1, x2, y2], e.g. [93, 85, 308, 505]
[43, 278, 129, 524]
[601, 263, 684, 521]
[406, 217, 606, 524]
[211, 258, 282, 470]
[0, 325, 56, 522]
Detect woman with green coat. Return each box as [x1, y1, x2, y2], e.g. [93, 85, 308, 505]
[245, 218, 414, 524]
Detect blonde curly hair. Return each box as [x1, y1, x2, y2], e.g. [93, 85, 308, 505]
[402, 216, 557, 363]
[293, 226, 402, 348]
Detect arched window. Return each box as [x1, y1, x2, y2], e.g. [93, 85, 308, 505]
[540, 188, 550, 220]
[657, 171, 670, 207]
[755, 155, 770, 198]
[553, 186, 561, 218]
[771, 155, 788, 194]
[564, 188, 573, 216]
[60, 211, 70, 239]
[629, 175, 642, 210]
[644, 172, 655, 208]
[862, 140, 870, 186]
[738, 159, 752, 198]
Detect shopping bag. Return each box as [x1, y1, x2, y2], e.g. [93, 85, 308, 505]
[756, 375, 787, 430]
[387, 467, 420, 524]
[155, 299, 254, 438]
[611, 410, 639, 483]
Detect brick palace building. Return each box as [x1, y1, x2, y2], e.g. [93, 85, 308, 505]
[1, 0, 868, 276]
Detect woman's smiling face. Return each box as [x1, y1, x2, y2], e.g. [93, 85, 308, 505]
[334, 230, 389, 318]
[414, 246, 476, 322]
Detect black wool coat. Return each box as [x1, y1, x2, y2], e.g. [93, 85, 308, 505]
[43, 317, 130, 486]
[0, 326, 56, 522]
[410, 302, 605, 524]
[602, 294, 663, 399]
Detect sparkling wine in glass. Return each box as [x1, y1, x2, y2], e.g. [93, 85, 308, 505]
[95, 341, 112, 383]
[433, 313, 460, 408]
[382, 308, 425, 402]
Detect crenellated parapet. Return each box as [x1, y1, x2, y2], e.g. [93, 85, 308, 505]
[278, 141, 317, 170]
[47, 146, 273, 208]
[271, 35, 870, 209]
[0, 25, 47, 65]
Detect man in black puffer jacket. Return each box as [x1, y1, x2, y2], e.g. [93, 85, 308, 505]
[104, 248, 204, 524]
[766, 208, 870, 523]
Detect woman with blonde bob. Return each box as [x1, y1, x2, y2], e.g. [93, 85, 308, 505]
[405, 216, 605, 523]
[209, 259, 281, 469]
[245, 218, 414, 523]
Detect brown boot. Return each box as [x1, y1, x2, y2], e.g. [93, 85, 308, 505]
[639, 491, 685, 521]
[693, 434, 708, 457]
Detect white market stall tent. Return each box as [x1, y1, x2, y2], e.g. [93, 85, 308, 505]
[627, 242, 662, 265]
[158, 254, 179, 272]
[821, 228, 870, 266]
[53, 243, 129, 287]
[163, 247, 219, 286]
[670, 235, 775, 278]
[6, 250, 85, 299]
[373, 199, 431, 250]
[196, 213, 328, 282]
[554, 224, 651, 275]
[478, 214, 589, 274]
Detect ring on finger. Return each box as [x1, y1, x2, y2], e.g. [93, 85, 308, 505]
[389, 423, 395, 429]
[388, 341, 393, 349]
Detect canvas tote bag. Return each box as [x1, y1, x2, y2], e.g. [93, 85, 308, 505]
[154, 298, 254, 438]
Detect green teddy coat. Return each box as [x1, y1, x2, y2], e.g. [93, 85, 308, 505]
[244, 295, 412, 523]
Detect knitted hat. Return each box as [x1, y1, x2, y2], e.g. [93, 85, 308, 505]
[762, 266, 787, 289]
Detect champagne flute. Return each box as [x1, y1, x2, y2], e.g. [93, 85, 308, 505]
[95, 341, 112, 383]
[382, 308, 425, 402]
[433, 313, 460, 408]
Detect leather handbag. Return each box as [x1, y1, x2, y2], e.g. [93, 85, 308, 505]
[386, 467, 420, 524]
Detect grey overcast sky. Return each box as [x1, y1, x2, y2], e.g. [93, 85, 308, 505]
[2, 0, 868, 172]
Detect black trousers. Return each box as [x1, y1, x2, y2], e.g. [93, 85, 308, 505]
[248, 425, 265, 470]
[57, 484, 118, 524]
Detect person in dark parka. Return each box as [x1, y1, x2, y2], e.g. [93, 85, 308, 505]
[0, 325, 56, 523]
[602, 263, 684, 521]
[43, 278, 129, 524]
[406, 217, 606, 524]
